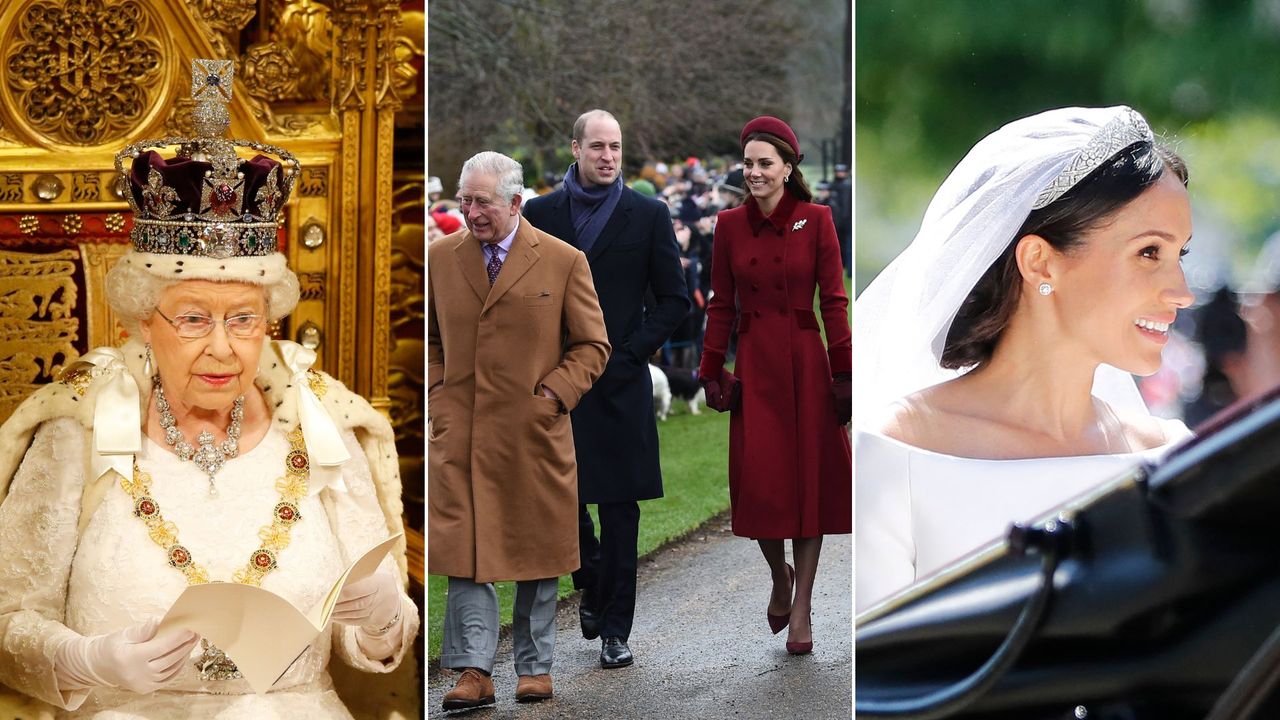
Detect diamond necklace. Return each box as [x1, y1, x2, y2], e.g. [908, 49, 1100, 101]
[154, 378, 243, 496]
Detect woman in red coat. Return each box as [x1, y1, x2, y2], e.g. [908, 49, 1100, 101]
[699, 116, 852, 654]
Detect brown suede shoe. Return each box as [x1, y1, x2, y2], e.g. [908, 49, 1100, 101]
[441, 668, 496, 710]
[515, 673, 554, 702]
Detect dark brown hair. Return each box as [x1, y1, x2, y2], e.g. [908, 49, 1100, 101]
[742, 131, 813, 202]
[940, 140, 1188, 369]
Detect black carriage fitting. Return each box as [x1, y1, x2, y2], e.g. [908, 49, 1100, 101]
[856, 386, 1280, 720]
[855, 518, 1075, 720]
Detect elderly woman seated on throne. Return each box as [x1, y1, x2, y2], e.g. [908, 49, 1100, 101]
[0, 60, 418, 719]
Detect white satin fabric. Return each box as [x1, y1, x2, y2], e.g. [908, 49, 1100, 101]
[275, 344, 351, 471]
[0, 421, 418, 719]
[79, 348, 141, 484]
[854, 424, 1189, 614]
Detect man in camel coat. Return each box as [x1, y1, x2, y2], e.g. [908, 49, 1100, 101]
[427, 151, 609, 710]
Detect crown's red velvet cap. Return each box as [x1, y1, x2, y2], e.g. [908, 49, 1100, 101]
[740, 116, 800, 157]
[128, 151, 284, 220]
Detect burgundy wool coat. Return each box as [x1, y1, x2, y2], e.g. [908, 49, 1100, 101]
[699, 191, 852, 539]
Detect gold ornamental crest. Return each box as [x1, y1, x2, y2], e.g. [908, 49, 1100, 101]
[1, 0, 172, 149]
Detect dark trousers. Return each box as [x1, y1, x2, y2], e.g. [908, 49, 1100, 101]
[572, 501, 640, 641]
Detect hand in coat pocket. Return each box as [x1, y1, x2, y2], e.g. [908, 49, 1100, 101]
[535, 384, 566, 414]
[428, 382, 445, 438]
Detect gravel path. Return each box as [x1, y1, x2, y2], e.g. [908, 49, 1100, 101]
[428, 515, 852, 718]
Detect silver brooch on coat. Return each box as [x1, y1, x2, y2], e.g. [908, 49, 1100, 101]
[154, 379, 243, 496]
[792, 219, 807, 231]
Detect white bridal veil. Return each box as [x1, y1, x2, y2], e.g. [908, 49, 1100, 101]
[853, 106, 1157, 427]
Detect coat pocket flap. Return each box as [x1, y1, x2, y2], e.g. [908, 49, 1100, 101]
[794, 308, 819, 330]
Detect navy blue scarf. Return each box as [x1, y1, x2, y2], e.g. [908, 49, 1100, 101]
[563, 162, 623, 253]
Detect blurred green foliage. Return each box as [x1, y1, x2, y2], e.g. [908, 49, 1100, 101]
[856, 0, 1280, 292]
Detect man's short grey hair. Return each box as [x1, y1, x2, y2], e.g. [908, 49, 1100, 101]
[104, 261, 299, 336]
[572, 109, 619, 143]
[458, 151, 523, 204]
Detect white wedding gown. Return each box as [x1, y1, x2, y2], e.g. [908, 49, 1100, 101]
[0, 419, 417, 719]
[855, 425, 1190, 614]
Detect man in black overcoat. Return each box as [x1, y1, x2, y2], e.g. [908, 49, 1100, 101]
[523, 109, 689, 669]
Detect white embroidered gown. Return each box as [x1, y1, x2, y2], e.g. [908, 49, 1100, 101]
[855, 425, 1190, 614]
[0, 419, 418, 719]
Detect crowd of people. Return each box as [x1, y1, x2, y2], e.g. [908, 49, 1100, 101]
[429, 154, 852, 376]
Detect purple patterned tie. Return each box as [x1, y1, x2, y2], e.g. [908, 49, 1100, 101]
[485, 243, 503, 285]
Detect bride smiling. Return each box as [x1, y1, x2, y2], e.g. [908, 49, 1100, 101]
[854, 106, 1194, 612]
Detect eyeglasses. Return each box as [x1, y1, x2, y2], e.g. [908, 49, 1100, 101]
[154, 307, 265, 339]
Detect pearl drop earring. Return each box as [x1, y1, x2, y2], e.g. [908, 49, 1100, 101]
[1038, 282, 1053, 296]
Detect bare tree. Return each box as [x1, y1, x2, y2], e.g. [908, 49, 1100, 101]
[428, 0, 835, 195]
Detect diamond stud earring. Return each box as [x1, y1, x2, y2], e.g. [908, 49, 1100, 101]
[1038, 282, 1053, 296]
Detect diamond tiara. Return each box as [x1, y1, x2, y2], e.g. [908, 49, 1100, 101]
[1032, 107, 1154, 210]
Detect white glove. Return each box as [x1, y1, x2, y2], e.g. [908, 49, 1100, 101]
[55, 618, 199, 695]
[332, 570, 402, 634]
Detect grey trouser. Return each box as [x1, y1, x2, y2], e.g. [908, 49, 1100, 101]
[440, 576, 559, 676]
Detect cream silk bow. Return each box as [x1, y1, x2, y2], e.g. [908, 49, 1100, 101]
[82, 347, 142, 483]
[85, 342, 350, 491]
[275, 343, 351, 494]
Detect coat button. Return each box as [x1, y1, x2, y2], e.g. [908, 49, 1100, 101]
[750, 257, 758, 266]
[774, 256, 783, 263]
[753, 310, 762, 318]
[751, 283, 759, 291]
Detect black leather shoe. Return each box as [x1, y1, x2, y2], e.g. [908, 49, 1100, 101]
[579, 602, 602, 640]
[600, 637, 634, 669]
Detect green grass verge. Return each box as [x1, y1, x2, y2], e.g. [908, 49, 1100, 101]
[427, 404, 731, 659]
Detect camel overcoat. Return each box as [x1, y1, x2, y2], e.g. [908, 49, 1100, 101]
[427, 218, 610, 583]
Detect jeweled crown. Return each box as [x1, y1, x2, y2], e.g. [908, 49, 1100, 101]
[114, 59, 300, 259]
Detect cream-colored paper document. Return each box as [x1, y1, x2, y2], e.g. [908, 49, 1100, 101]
[157, 533, 402, 693]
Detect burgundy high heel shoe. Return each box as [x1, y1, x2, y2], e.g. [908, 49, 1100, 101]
[767, 563, 795, 634]
[786, 614, 813, 655]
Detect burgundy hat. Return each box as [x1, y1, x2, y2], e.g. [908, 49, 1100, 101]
[740, 116, 801, 159]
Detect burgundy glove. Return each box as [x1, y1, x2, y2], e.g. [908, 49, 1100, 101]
[700, 370, 742, 413]
[832, 373, 852, 425]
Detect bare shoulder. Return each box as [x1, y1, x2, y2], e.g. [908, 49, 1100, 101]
[874, 384, 955, 448]
[873, 378, 1024, 458]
